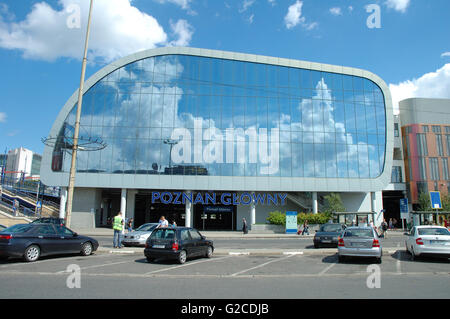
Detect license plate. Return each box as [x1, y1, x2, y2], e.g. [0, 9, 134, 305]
[351, 243, 365, 247]
[322, 240, 332, 243]
[152, 245, 165, 249]
[430, 240, 445, 245]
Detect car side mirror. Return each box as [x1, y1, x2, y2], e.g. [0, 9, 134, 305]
[201, 235, 206, 240]
[73, 232, 78, 237]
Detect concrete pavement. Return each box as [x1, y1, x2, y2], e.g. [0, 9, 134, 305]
[77, 227, 406, 257]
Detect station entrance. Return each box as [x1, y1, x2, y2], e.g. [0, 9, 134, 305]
[133, 191, 237, 230]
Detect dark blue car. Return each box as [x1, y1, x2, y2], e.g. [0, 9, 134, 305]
[0, 223, 99, 262]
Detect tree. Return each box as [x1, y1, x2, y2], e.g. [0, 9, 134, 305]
[417, 192, 431, 211]
[323, 193, 346, 217]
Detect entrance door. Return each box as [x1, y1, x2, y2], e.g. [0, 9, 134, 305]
[194, 205, 235, 230]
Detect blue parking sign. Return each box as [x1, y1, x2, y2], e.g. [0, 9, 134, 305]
[429, 191, 442, 209]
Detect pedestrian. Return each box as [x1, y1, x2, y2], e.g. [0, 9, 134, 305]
[389, 218, 393, 230]
[158, 215, 169, 228]
[301, 220, 309, 235]
[444, 218, 449, 229]
[381, 219, 388, 238]
[126, 218, 133, 233]
[113, 212, 124, 248]
[242, 218, 248, 234]
[171, 220, 177, 227]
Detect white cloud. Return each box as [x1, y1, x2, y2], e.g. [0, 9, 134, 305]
[169, 19, 194, 47]
[284, 0, 304, 29]
[0, 0, 194, 63]
[248, 14, 255, 24]
[268, 0, 276, 6]
[0, 112, 6, 123]
[154, 0, 196, 15]
[384, 0, 411, 13]
[441, 52, 450, 58]
[284, 1, 317, 30]
[329, 7, 342, 16]
[389, 63, 450, 114]
[239, 0, 256, 13]
[348, 6, 354, 12]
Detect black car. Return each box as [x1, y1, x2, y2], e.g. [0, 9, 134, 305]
[31, 218, 65, 226]
[0, 223, 99, 262]
[144, 227, 214, 264]
[313, 223, 346, 248]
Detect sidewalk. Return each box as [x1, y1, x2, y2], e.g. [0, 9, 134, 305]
[73, 227, 406, 239]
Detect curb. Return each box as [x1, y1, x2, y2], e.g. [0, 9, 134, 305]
[97, 247, 402, 256]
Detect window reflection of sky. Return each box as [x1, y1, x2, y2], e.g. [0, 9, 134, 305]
[57, 55, 386, 178]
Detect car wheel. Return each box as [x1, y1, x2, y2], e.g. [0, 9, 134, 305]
[177, 250, 187, 264]
[24, 245, 40, 262]
[376, 257, 382, 264]
[411, 246, 417, 261]
[205, 246, 213, 258]
[81, 242, 93, 256]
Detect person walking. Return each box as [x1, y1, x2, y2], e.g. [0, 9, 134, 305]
[171, 220, 177, 227]
[381, 219, 388, 238]
[158, 216, 169, 228]
[301, 220, 309, 235]
[242, 218, 248, 234]
[389, 218, 393, 230]
[126, 218, 133, 233]
[113, 212, 124, 248]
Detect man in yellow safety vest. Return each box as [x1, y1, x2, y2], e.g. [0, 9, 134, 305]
[113, 212, 124, 248]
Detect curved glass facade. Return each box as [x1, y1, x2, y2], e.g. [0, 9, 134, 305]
[52, 54, 386, 178]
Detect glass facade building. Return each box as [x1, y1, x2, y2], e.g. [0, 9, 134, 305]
[41, 48, 393, 229]
[48, 49, 389, 184]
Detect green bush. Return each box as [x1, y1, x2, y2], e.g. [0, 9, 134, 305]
[266, 211, 331, 226]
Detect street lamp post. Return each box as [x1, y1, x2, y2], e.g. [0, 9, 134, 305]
[163, 139, 179, 169]
[65, 0, 94, 228]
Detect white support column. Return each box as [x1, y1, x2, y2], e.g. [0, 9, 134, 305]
[120, 188, 127, 231]
[250, 191, 256, 228]
[59, 187, 67, 219]
[312, 192, 318, 214]
[185, 190, 192, 227]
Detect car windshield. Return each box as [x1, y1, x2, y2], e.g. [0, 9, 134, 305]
[136, 224, 157, 232]
[344, 229, 374, 238]
[2, 224, 33, 233]
[150, 229, 176, 240]
[418, 228, 450, 236]
[320, 224, 342, 232]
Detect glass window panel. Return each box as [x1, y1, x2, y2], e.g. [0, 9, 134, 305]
[291, 143, 303, 177]
[345, 104, 356, 133]
[290, 99, 302, 131]
[278, 66, 289, 87]
[323, 101, 335, 132]
[314, 144, 326, 177]
[233, 96, 245, 127]
[310, 71, 322, 90]
[325, 143, 337, 178]
[369, 145, 380, 178]
[314, 132, 325, 144]
[299, 69, 311, 88]
[257, 97, 268, 128]
[268, 98, 279, 129]
[301, 98, 313, 132]
[353, 76, 364, 91]
[303, 132, 314, 143]
[303, 143, 314, 177]
[336, 144, 348, 178]
[280, 142, 292, 177]
[347, 144, 359, 178]
[343, 75, 353, 90]
[358, 144, 369, 178]
[289, 68, 301, 88]
[312, 101, 324, 132]
[378, 145, 385, 173]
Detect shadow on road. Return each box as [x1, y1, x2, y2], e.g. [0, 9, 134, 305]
[390, 249, 450, 264]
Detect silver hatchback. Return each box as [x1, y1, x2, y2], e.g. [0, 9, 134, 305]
[338, 226, 382, 264]
[122, 223, 159, 247]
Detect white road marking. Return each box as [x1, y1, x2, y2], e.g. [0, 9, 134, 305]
[0, 253, 111, 269]
[396, 242, 402, 274]
[230, 254, 296, 277]
[318, 262, 337, 276]
[144, 256, 232, 275]
[56, 260, 133, 273]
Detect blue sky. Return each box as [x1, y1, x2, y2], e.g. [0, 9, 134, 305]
[0, 0, 449, 155]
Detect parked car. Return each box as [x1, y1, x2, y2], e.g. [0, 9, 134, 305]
[313, 223, 346, 248]
[144, 227, 214, 264]
[31, 218, 65, 226]
[0, 223, 99, 262]
[405, 225, 450, 261]
[122, 223, 159, 247]
[338, 226, 382, 263]
[0, 225, 6, 232]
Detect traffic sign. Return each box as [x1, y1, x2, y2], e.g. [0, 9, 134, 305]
[429, 191, 442, 209]
[400, 198, 409, 219]
[36, 201, 42, 209]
